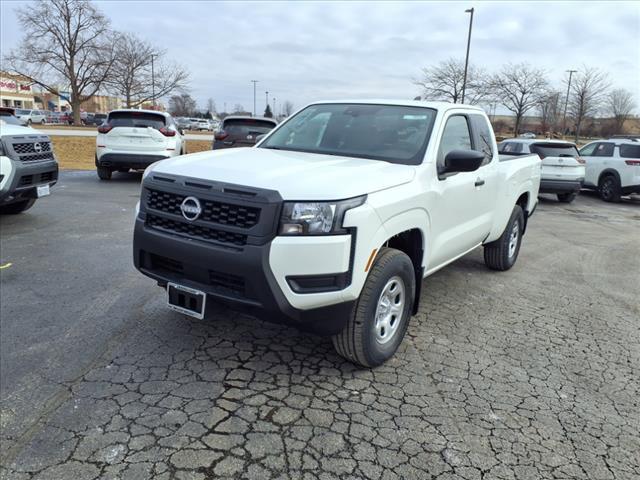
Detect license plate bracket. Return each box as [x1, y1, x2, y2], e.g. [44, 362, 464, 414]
[167, 283, 206, 319]
[36, 184, 50, 197]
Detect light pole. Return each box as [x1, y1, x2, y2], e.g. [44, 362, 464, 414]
[562, 69, 577, 138]
[150, 54, 157, 109]
[251, 80, 258, 117]
[461, 7, 474, 104]
[273, 97, 276, 119]
[265, 91, 269, 115]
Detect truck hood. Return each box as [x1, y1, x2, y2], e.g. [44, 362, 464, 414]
[150, 147, 416, 199]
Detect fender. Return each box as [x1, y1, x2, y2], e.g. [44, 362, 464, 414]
[598, 168, 621, 185]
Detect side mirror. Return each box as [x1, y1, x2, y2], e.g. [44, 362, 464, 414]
[443, 149, 484, 174]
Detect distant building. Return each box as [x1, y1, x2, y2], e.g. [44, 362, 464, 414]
[0, 71, 35, 109]
[81, 95, 123, 113]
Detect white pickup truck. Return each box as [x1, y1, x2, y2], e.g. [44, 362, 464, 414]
[133, 101, 541, 367]
[0, 117, 59, 214]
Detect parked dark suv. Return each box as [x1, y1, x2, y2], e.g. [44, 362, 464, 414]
[212, 116, 277, 149]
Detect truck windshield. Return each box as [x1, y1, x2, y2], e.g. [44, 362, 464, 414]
[260, 103, 437, 165]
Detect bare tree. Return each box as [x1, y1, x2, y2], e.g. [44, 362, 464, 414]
[414, 58, 488, 105]
[567, 67, 610, 141]
[537, 90, 562, 135]
[206, 98, 217, 116]
[232, 104, 246, 114]
[607, 88, 636, 134]
[169, 93, 196, 117]
[282, 100, 294, 117]
[107, 32, 189, 108]
[4, 0, 116, 125]
[490, 63, 548, 135]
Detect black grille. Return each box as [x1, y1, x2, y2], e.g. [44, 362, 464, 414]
[20, 152, 55, 162]
[208, 270, 245, 296]
[40, 171, 55, 183]
[147, 189, 260, 228]
[13, 142, 52, 154]
[147, 214, 247, 246]
[19, 175, 33, 186]
[150, 253, 184, 275]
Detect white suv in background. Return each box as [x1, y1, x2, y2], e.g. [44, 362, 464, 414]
[95, 110, 185, 180]
[14, 109, 47, 126]
[498, 139, 585, 203]
[579, 138, 640, 202]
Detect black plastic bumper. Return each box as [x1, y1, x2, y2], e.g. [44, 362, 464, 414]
[621, 184, 640, 195]
[0, 160, 58, 204]
[96, 153, 168, 170]
[133, 217, 354, 336]
[539, 178, 584, 194]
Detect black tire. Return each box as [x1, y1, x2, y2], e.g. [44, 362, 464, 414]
[484, 205, 524, 271]
[97, 166, 112, 180]
[27, 119, 32, 126]
[0, 199, 36, 214]
[598, 175, 621, 203]
[557, 192, 577, 203]
[332, 247, 415, 368]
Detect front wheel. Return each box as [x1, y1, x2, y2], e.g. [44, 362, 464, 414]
[484, 205, 524, 271]
[332, 247, 415, 368]
[97, 166, 112, 180]
[598, 175, 621, 202]
[27, 119, 32, 126]
[0, 199, 36, 214]
[557, 192, 577, 203]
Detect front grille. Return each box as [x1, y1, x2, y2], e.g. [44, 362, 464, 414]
[208, 270, 245, 296]
[150, 253, 184, 275]
[21, 152, 55, 162]
[147, 189, 260, 228]
[19, 175, 33, 186]
[147, 214, 247, 247]
[13, 142, 52, 154]
[40, 172, 55, 183]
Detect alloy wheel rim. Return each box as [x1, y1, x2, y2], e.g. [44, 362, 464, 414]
[374, 276, 405, 345]
[508, 222, 519, 258]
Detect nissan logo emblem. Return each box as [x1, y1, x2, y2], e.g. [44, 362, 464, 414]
[180, 196, 202, 221]
[33, 142, 42, 153]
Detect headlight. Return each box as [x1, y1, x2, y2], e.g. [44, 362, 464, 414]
[279, 195, 366, 235]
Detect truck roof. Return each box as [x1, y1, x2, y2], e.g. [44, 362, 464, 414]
[308, 99, 486, 112]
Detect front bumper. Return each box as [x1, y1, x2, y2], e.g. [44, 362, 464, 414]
[133, 218, 355, 335]
[96, 153, 169, 170]
[0, 158, 58, 204]
[539, 178, 584, 194]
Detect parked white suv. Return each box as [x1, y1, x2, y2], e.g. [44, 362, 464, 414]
[498, 139, 585, 203]
[578, 138, 640, 202]
[194, 119, 213, 131]
[14, 109, 47, 126]
[133, 100, 541, 367]
[95, 109, 185, 180]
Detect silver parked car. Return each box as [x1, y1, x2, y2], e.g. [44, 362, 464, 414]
[14, 109, 47, 126]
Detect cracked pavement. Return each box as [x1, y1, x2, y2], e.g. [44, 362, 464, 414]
[1, 171, 639, 479]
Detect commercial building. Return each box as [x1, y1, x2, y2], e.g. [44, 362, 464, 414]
[0, 71, 35, 109]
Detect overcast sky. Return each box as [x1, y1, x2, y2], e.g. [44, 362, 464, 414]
[1, 0, 638, 115]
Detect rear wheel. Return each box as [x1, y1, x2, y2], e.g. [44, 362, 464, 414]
[97, 166, 112, 180]
[598, 175, 621, 202]
[0, 199, 36, 214]
[557, 192, 577, 203]
[484, 205, 524, 271]
[332, 247, 415, 368]
[27, 119, 32, 126]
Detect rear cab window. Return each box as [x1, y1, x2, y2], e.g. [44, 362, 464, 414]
[530, 143, 579, 159]
[108, 111, 166, 130]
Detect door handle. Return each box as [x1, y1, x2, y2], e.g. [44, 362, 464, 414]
[474, 178, 485, 187]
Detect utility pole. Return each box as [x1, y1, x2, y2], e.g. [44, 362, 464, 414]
[461, 7, 474, 104]
[562, 69, 577, 139]
[150, 54, 157, 109]
[251, 80, 258, 117]
[273, 97, 276, 119]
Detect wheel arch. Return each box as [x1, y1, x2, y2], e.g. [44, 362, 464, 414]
[598, 168, 621, 185]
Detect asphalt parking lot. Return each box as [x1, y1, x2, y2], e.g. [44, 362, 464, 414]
[1, 171, 639, 480]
